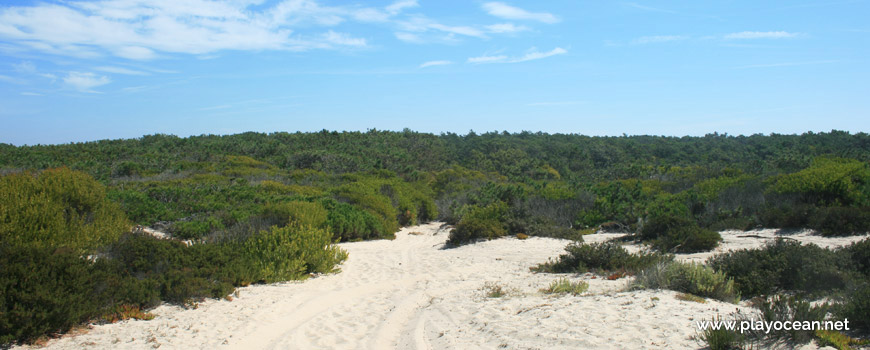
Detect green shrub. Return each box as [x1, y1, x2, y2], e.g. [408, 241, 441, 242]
[170, 217, 224, 240]
[809, 206, 870, 236]
[322, 199, 387, 241]
[447, 201, 509, 245]
[708, 239, 852, 298]
[0, 168, 129, 253]
[770, 157, 870, 206]
[639, 213, 721, 253]
[835, 283, 870, 332]
[632, 261, 738, 303]
[698, 314, 745, 350]
[533, 241, 672, 274]
[843, 239, 870, 278]
[240, 224, 347, 283]
[541, 278, 589, 296]
[104, 233, 251, 305]
[0, 245, 109, 345]
[261, 201, 328, 228]
[750, 295, 829, 346]
[757, 203, 814, 229]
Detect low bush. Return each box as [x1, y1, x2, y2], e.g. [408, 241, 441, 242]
[541, 278, 589, 296]
[0, 168, 129, 253]
[632, 261, 738, 303]
[533, 242, 672, 274]
[170, 217, 224, 240]
[240, 224, 348, 283]
[751, 295, 829, 346]
[322, 199, 387, 241]
[843, 238, 870, 278]
[708, 239, 852, 298]
[639, 213, 721, 253]
[698, 314, 745, 350]
[637, 261, 736, 301]
[261, 201, 328, 228]
[447, 201, 509, 245]
[809, 206, 870, 236]
[835, 283, 870, 332]
[0, 245, 112, 345]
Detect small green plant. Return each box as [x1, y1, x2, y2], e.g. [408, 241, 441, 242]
[541, 278, 589, 296]
[483, 282, 509, 298]
[632, 261, 738, 303]
[698, 314, 745, 350]
[676, 293, 707, 304]
[815, 329, 870, 350]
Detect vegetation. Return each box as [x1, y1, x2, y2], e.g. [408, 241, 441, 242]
[532, 242, 672, 274]
[2, 130, 870, 345]
[707, 239, 855, 298]
[632, 261, 738, 303]
[541, 278, 589, 296]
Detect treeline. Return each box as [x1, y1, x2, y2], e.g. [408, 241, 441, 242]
[2, 130, 870, 345]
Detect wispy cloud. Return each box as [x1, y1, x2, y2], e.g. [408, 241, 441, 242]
[95, 66, 149, 75]
[485, 23, 529, 34]
[63, 71, 110, 92]
[386, 0, 419, 15]
[468, 55, 509, 64]
[468, 47, 567, 64]
[322, 31, 367, 47]
[394, 32, 423, 43]
[632, 35, 688, 44]
[513, 47, 567, 62]
[0, 0, 416, 60]
[482, 2, 560, 24]
[724, 31, 799, 39]
[20, 92, 43, 96]
[12, 61, 36, 73]
[419, 60, 453, 68]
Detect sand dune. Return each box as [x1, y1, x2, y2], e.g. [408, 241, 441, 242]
[23, 223, 865, 350]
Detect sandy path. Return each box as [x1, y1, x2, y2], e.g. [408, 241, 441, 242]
[26, 223, 864, 350]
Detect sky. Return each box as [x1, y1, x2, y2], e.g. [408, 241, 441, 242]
[0, 0, 868, 146]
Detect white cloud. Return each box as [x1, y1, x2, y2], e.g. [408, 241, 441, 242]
[0, 0, 392, 60]
[13, 61, 36, 73]
[114, 46, 157, 60]
[468, 55, 508, 64]
[395, 32, 423, 43]
[95, 66, 149, 75]
[21, 92, 44, 96]
[632, 35, 688, 44]
[513, 47, 567, 62]
[468, 47, 567, 64]
[419, 60, 452, 68]
[386, 0, 418, 15]
[482, 2, 559, 24]
[428, 23, 486, 38]
[485, 23, 529, 33]
[63, 71, 111, 92]
[724, 31, 798, 39]
[322, 31, 367, 47]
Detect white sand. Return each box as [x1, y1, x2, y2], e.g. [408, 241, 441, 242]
[23, 223, 865, 350]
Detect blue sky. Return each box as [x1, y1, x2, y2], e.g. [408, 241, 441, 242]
[1, 0, 868, 145]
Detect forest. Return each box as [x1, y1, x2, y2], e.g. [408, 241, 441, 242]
[2, 129, 869, 346]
